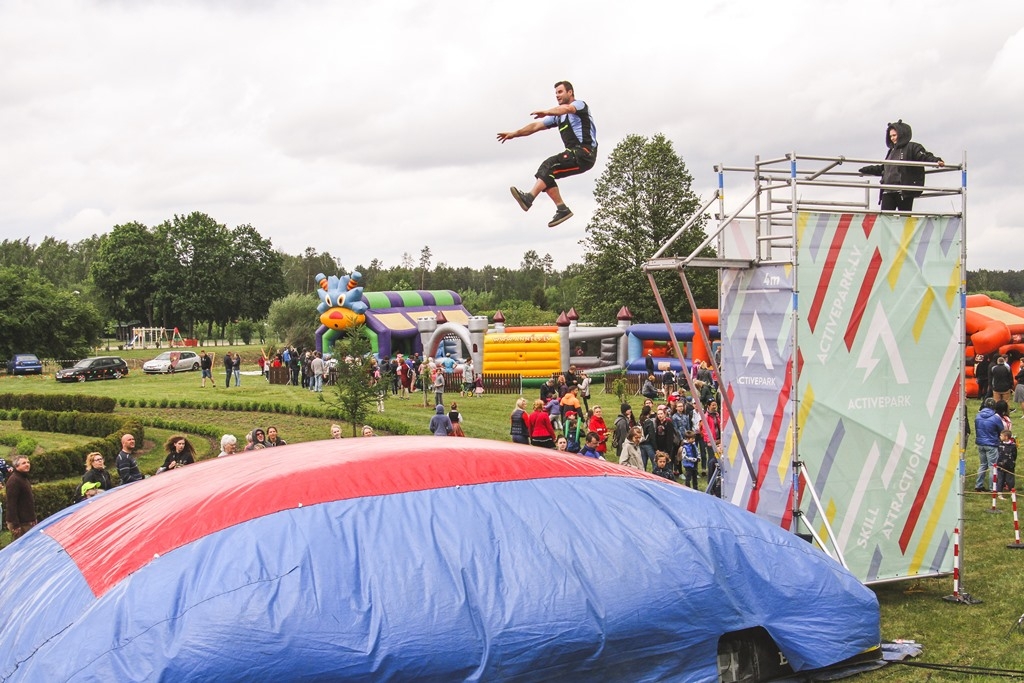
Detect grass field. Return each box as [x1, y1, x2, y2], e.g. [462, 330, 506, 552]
[1, 365, 1023, 680]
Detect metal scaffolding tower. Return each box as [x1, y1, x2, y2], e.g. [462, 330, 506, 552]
[643, 151, 966, 583]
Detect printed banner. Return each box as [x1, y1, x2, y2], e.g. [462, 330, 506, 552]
[722, 211, 963, 583]
[720, 264, 796, 528]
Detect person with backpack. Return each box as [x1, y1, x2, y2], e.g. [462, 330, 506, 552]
[612, 403, 634, 462]
[639, 405, 658, 472]
[996, 429, 1017, 498]
[661, 368, 677, 395]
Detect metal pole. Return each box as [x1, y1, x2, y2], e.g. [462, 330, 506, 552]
[671, 187, 762, 266]
[651, 192, 720, 260]
[789, 151, 803, 535]
[754, 154, 763, 261]
[957, 148, 969, 585]
[800, 464, 849, 568]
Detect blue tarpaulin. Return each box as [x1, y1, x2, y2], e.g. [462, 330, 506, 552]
[0, 437, 879, 681]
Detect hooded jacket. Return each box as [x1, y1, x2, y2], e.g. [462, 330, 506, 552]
[429, 404, 453, 436]
[246, 428, 267, 451]
[975, 406, 1005, 447]
[859, 120, 942, 200]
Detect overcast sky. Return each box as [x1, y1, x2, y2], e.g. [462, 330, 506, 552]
[1, 0, 1021, 274]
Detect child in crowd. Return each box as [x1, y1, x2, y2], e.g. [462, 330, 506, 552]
[563, 411, 582, 453]
[997, 429, 1017, 498]
[651, 451, 677, 482]
[546, 395, 563, 432]
[707, 440, 722, 497]
[680, 430, 700, 489]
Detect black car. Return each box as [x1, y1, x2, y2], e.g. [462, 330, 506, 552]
[7, 353, 43, 375]
[55, 356, 129, 383]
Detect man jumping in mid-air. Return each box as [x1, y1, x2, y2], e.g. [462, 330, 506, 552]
[497, 81, 597, 228]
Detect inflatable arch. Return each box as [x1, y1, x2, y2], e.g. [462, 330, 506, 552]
[422, 321, 474, 361]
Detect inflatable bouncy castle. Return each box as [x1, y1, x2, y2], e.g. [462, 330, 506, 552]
[964, 294, 1024, 397]
[309, 271, 719, 382]
[625, 309, 720, 375]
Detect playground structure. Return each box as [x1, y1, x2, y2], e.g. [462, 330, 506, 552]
[124, 327, 188, 349]
[644, 149, 966, 584]
[312, 273, 719, 379]
[311, 275, 720, 382]
[964, 293, 1024, 397]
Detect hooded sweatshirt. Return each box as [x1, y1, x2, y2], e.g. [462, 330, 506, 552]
[246, 428, 267, 451]
[975, 407, 1004, 447]
[429, 404, 453, 436]
[859, 120, 942, 199]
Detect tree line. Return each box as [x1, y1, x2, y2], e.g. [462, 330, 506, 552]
[2, 134, 744, 360]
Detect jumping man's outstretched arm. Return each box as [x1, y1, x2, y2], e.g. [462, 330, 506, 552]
[496, 120, 546, 143]
[530, 103, 576, 118]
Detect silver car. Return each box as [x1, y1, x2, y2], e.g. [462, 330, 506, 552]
[142, 351, 201, 374]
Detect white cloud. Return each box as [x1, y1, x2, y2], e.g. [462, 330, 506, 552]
[1, 0, 1022, 274]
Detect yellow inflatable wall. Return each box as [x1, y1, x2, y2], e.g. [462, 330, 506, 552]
[483, 329, 561, 377]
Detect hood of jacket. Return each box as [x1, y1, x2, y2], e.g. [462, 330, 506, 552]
[886, 119, 913, 148]
[435, 404, 445, 414]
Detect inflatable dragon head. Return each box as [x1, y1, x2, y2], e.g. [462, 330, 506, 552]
[314, 271, 367, 331]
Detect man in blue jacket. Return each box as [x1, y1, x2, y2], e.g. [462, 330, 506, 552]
[974, 398, 1005, 491]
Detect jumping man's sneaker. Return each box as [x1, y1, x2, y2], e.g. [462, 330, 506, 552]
[548, 205, 573, 227]
[510, 187, 534, 212]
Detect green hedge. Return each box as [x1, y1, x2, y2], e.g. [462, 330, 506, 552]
[0, 393, 116, 413]
[1, 394, 413, 523]
[134, 413, 414, 438]
[139, 417, 222, 439]
[20, 410, 129, 438]
[14, 411, 143, 484]
[366, 415, 415, 435]
[114, 396, 376, 421]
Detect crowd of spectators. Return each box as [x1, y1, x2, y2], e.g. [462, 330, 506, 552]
[507, 362, 723, 497]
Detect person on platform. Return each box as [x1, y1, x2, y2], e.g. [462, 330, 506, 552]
[859, 120, 944, 212]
